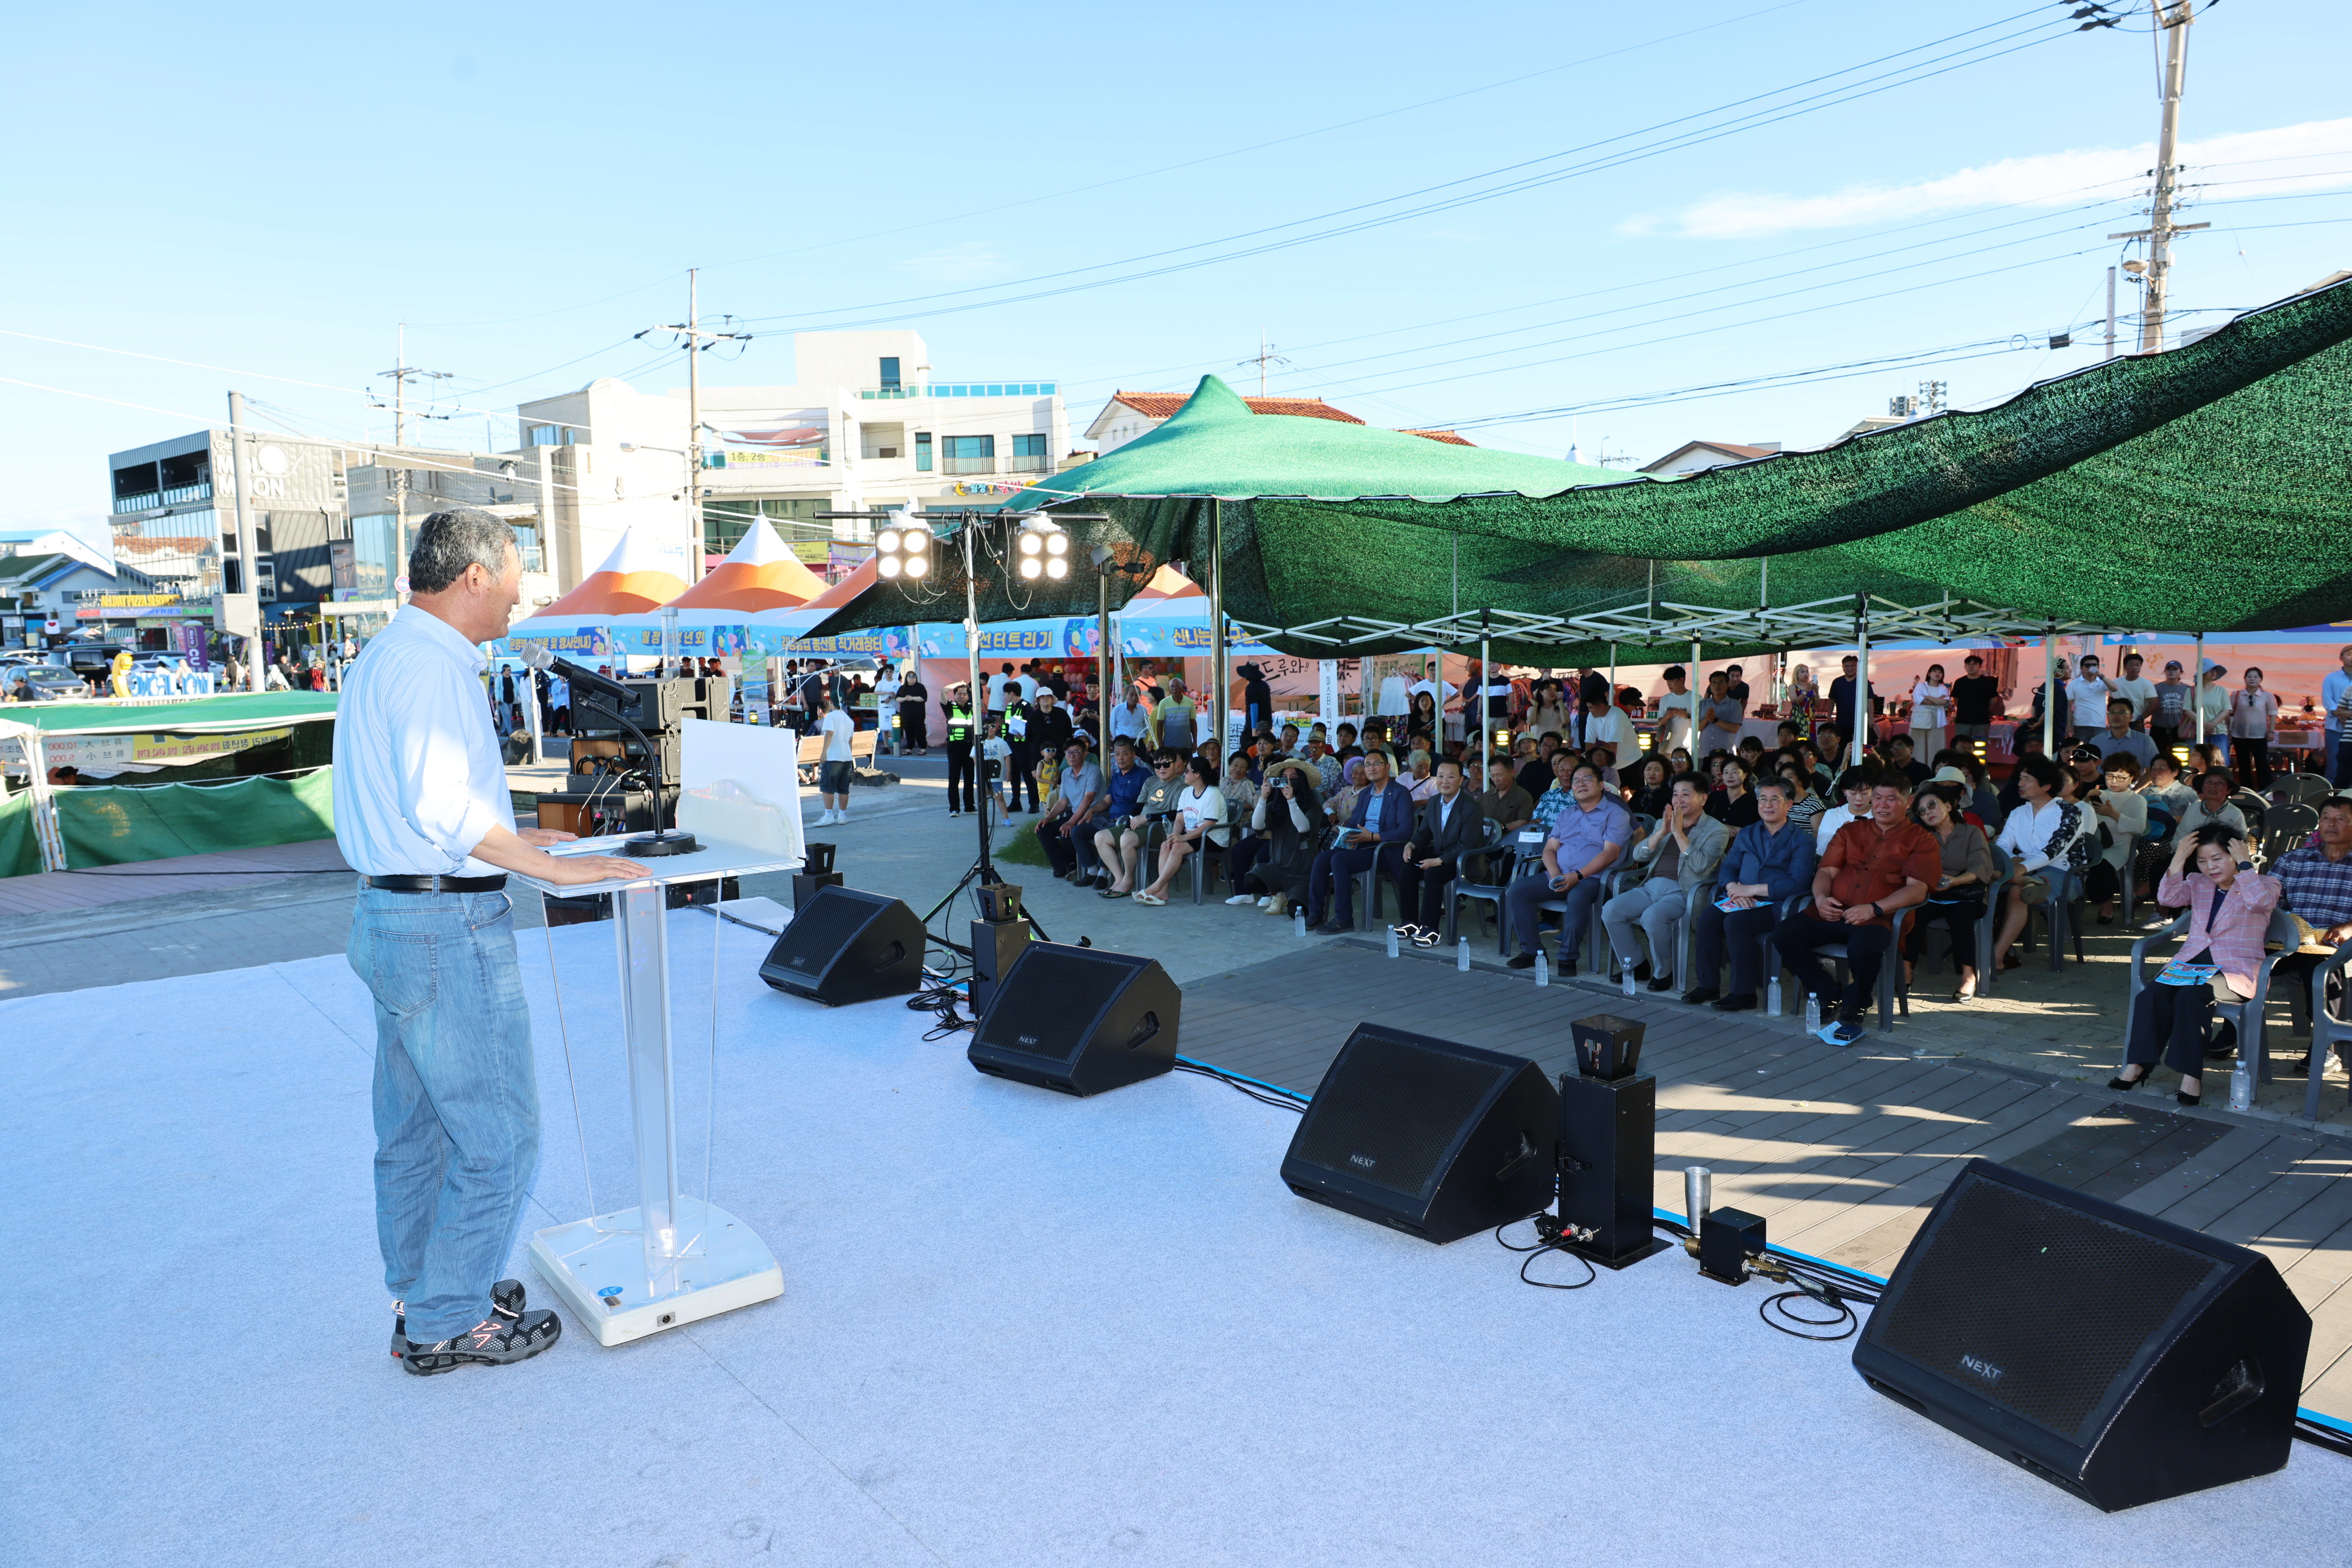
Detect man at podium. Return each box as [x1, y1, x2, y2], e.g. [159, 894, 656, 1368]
[333, 507, 648, 1377]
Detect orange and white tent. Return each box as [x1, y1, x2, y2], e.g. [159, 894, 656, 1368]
[520, 527, 689, 625]
[1126, 564, 1202, 601]
[658, 519, 828, 618]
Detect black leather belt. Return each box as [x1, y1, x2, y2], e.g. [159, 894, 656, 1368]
[363, 874, 509, 893]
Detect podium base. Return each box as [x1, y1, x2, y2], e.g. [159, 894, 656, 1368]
[529, 1198, 782, 1347]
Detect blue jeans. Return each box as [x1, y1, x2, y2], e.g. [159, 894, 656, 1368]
[348, 886, 540, 1343]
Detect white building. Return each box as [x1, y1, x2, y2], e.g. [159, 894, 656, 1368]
[1637, 439, 1783, 478]
[514, 329, 1067, 589]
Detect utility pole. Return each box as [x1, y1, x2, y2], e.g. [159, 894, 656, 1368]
[1236, 330, 1289, 396]
[2107, 1, 2208, 352]
[376, 324, 452, 594]
[638, 270, 749, 583]
[226, 391, 262, 692]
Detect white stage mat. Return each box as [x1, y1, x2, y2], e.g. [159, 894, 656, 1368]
[0, 907, 2342, 1567]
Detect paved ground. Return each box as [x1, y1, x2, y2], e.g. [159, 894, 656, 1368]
[1177, 943, 2352, 1424]
[6, 761, 2345, 1131]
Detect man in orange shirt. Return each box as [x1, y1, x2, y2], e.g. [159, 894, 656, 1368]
[1774, 774, 1940, 1045]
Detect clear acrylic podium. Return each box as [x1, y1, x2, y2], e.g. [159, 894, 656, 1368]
[514, 834, 799, 1347]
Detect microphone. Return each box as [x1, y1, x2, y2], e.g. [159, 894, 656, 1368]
[524, 646, 630, 706]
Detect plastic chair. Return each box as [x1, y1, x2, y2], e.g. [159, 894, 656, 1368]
[1791, 904, 1914, 1032]
[2230, 789, 2271, 836]
[1499, 841, 1567, 962]
[1914, 839, 2012, 995]
[2272, 772, 2327, 806]
[2015, 861, 2088, 973]
[2304, 945, 2352, 1123]
[1186, 834, 1227, 906]
[2120, 907, 2301, 1112]
[2259, 801, 2319, 868]
[1442, 818, 1512, 947]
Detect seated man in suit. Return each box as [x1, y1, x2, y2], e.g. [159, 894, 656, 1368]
[1393, 758, 1485, 946]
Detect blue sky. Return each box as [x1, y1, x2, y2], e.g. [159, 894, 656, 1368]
[3, 0, 2345, 547]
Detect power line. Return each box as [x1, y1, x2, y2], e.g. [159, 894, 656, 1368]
[730, 8, 2075, 329]
[700, 0, 1823, 279]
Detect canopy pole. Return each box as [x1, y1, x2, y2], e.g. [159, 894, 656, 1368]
[1209, 500, 1227, 759]
[1098, 567, 1111, 767]
[2194, 631, 2206, 749]
[1853, 593, 1871, 768]
[1480, 608, 1493, 769]
[1607, 642, 1618, 702]
[2042, 627, 2057, 760]
[1690, 638, 1702, 758]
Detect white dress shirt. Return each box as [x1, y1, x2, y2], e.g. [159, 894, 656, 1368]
[332, 605, 517, 877]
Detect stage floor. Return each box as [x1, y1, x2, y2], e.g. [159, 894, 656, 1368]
[1, 913, 2344, 1566]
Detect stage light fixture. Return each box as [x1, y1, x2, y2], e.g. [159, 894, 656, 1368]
[1018, 555, 1043, 580]
[878, 555, 903, 579]
[1018, 533, 1043, 556]
[1045, 556, 1068, 580]
[876, 528, 902, 554]
[1045, 533, 1068, 557]
[905, 554, 928, 578]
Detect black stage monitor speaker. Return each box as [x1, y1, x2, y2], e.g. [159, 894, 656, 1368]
[1281, 1026, 1559, 1244]
[968, 943, 1178, 1095]
[758, 886, 925, 1005]
[1853, 1158, 2311, 1512]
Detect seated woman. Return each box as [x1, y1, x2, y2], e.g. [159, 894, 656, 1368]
[1237, 759, 1328, 917]
[2112, 825, 2280, 1106]
[1627, 754, 1673, 820]
[2083, 754, 2149, 924]
[1904, 783, 1996, 1001]
[1135, 756, 1229, 906]
[1707, 754, 1760, 829]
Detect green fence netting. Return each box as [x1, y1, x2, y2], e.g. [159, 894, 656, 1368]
[805, 275, 2352, 652]
[0, 791, 44, 878]
[54, 768, 336, 868]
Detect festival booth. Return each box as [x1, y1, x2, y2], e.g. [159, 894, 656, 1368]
[0, 692, 340, 872]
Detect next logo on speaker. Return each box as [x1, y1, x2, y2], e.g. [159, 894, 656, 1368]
[1959, 1354, 2006, 1387]
[1349, 1153, 1377, 1169]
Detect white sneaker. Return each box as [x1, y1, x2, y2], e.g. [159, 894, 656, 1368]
[1256, 896, 1272, 908]
[1224, 894, 1255, 906]
[817, 810, 838, 825]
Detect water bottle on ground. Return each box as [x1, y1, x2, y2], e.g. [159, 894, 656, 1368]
[1294, 910, 1307, 939]
[1386, 925, 1399, 958]
[1767, 977, 1783, 1018]
[1456, 937, 1471, 972]
[1621, 963, 1637, 999]
[1534, 951, 1548, 987]
[1803, 993, 1821, 1034]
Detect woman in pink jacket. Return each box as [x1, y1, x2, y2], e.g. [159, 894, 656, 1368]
[2111, 824, 2280, 1106]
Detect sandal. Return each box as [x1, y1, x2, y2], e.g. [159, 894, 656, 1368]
[1134, 892, 1166, 906]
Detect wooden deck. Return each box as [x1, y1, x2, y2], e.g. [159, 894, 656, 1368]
[1179, 941, 2352, 1424]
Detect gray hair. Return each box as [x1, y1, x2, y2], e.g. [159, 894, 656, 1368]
[409, 507, 517, 595]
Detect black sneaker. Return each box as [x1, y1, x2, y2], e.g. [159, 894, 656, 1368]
[1712, 993, 1757, 1013]
[1506, 952, 1536, 970]
[391, 1279, 525, 1357]
[1682, 987, 1720, 1006]
[399, 1308, 563, 1375]
[1311, 919, 1350, 936]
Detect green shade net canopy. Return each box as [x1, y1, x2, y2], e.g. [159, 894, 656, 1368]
[804, 276, 2352, 657]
